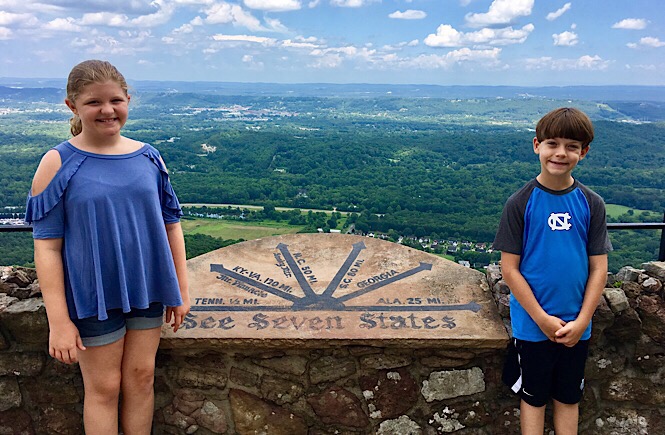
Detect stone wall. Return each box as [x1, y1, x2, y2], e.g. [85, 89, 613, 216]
[1, 262, 664, 434]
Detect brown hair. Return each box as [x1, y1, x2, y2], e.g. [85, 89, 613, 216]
[535, 107, 594, 148]
[66, 60, 129, 136]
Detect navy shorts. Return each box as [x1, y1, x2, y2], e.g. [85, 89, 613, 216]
[502, 338, 589, 407]
[73, 303, 164, 347]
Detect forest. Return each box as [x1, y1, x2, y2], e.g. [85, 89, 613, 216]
[1, 84, 663, 272]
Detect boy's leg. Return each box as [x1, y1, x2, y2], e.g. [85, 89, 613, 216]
[520, 400, 546, 435]
[553, 400, 579, 435]
[77, 338, 125, 434]
[120, 326, 162, 434]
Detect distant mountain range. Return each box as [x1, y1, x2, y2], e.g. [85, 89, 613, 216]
[1, 78, 665, 102]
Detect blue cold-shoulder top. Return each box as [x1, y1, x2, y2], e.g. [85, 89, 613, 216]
[25, 141, 184, 320]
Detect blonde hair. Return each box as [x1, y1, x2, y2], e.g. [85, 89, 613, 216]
[66, 60, 129, 136]
[536, 107, 594, 148]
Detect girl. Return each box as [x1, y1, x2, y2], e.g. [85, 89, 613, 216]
[25, 60, 190, 434]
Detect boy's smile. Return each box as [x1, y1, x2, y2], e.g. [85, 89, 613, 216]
[533, 137, 589, 190]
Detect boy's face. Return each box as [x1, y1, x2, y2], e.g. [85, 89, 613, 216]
[533, 137, 589, 184]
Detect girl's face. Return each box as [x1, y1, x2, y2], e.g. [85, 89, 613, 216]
[66, 80, 130, 139]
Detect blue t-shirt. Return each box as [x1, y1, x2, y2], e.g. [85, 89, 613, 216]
[493, 179, 612, 341]
[25, 141, 184, 320]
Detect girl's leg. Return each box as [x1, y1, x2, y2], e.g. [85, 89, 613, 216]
[77, 337, 125, 434]
[120, 327, 162, 435]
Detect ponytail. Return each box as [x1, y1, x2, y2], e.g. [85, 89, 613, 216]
[70, 114, 82, 136]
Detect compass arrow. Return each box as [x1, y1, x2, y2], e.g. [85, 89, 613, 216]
[276, 243, 317, 299]
[321, 241, 366, 298]
[336, 262, 433, 303]
[210, 264, 301, 303]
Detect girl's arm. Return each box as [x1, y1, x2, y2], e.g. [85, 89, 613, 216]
[165, 222, 190, 332]
[34, 238, 86, 363]
[31, 149, 85, 363]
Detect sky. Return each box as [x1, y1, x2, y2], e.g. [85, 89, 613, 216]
[1, 0, 664, 86]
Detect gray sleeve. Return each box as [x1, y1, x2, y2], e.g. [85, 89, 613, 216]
[580, 184, 613, 255]
[492, 181, 534, 255]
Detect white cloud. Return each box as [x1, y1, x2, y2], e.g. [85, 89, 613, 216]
[173, 23, 194, 34]
[282, 39, 319, 49]
[465, 0, 533, 27]
[546, 2, 571, 21]
[402, 47, 502, 69]
[0, 11, 39, 27]
[330, 0, 378, 7]
[553, 31, 577, 46]
[389, 10, 426, 20]
[0, 26, 12, 39]
[525, 54, 610, 71]
[265, 17, 289, 32]
[204, 2, 265, 31]
[636, 37, 665, 48]
[243, 0, 301, 12]
[80, 12, 130, 27]
[44, 17, 83, 32]
[424, 23, 534, 47]
[212, 34, 277, 45]
[308, 0, 321, 7]
[612, 18, 647, 30]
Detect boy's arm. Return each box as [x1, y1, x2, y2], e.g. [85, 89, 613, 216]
[554, 254, 608, 347]
[501, 251, 566, 341]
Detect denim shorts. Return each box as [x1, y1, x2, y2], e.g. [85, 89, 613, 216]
[73, 302, 164, 347]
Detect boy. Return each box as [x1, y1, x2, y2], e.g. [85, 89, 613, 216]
[493, 107, 612, 434]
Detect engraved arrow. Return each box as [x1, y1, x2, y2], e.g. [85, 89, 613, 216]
[321, 241, 366, 298]
[210, 264, 301, 303]
[336, 262, 433, 303]
[276, 243, 317, 299]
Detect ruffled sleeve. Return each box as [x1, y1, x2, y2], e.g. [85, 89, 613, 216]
[24, 150, 86, 239]
[143, 145, 183, 223]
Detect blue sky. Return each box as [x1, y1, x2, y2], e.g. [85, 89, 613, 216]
[1, 0, 663, 86]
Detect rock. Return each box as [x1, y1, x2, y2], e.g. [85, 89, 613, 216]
[230, 389, 307, 435]
[591, 296, 614, 343]
[0, 408, 35, 434]
[605, 308, 642, 342]
[377, 415, 422, 435]
[601, 377, 665, 404]
[22, 377, 80, 405]
[616, 266, 643, 283]
[0, 298, 49, 344]
[421, 367, 485, 402]
[359, 369, 418, 419]
[641, 277, 662, 294]
[169, 363, 228, 389]
[636, 295, 665, 345]
[643, 261, 665, 281]
[360, 353, 412, 370]
[604, 288, 630, 313]
[493, 280, 511, 296]
[252, 355, 308, 376]
[0, 352, 45, 377]
[2, 268, 33, 288]
[307, 386, 369, 429]
[229, 366, 259, 388]
[485, 264, 502, 288]
[37, 406, 83, 435]
[163, 404, 197, 430]
[0, 377, 21, 411]
[621, 281, 642, 299]
[260, 375, 305, 405]
[191, 400, 227, 433]
[173, 389, 205, 415]
[309, 355, 356, 384]
[634, 334, 665, 374]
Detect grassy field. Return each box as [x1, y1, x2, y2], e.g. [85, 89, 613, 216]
[606, 204, 661, 220]
[181, 217, 305, 240]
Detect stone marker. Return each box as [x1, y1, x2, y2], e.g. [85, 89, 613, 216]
[161, 234, 507, 349]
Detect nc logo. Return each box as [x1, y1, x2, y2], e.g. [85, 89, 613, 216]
[548, 212, 572, 231]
